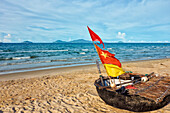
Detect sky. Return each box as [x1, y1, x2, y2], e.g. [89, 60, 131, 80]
[0, 0, 170, 43]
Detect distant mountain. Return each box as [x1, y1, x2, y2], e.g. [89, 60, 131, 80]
[22, 41, 33, 43]
[118, 41, 124, 43]
[69, 39, 91, 43]
[53, 39, 91, 43]
[53, 40, 67, 43]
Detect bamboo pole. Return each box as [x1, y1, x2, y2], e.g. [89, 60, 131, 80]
[97, 72, 155, 89]
[156, 86, 169, 103]
[96, 60, 104, 86]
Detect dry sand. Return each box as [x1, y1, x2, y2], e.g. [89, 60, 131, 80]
[0, 59, 169, 113]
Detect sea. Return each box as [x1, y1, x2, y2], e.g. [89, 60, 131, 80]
[0, 43, 170, 74]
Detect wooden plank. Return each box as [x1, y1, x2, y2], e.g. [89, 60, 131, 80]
[135, 77, 164, 95]
[156, 86, 170, 103]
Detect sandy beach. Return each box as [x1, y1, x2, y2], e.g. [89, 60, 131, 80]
[0, 59, 169, 113]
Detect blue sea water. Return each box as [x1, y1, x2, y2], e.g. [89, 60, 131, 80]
[0, 43, 170, 74]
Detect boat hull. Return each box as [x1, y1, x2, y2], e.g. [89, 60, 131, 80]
[95, 80, 170, 112]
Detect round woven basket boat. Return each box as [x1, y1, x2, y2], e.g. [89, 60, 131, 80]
[94, 77, 170, 112]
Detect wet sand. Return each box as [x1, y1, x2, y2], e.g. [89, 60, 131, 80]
[0, 59, 169, 112]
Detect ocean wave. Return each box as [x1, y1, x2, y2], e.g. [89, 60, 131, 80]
[51, 59, 67, 62]
[71, 57, 77, 59]
[0, 60, 52, 66]
[127, 49, 134, 51]
[107, 48, 112, 50]
[0, 57, 12, 60]
[0, 55, 39, 61]
[12, 56, 31, 60]
[79, 52, 86, 55]
[0, 58, 84, 67]
[0, 52, 14, 54]
[40, 50, 68, 52]
[30, 56, 38, 58]
[3, 49, 69, 53]
[81, 56, 88, 58]
[2, 49, 13, 52]
[82, 49, 88, 51]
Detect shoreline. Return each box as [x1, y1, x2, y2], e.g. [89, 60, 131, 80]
[1, 58, 169, 74]
[0, 58, 169, 82]
[0, 64, 99, 81]
[0, 63, 95, 75]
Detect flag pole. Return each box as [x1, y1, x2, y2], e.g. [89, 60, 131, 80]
[95, 60, 104, 86]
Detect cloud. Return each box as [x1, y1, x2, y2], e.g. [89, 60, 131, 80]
[116, 32, 126, 41]
[0, 33, 12, 42]
[4, 33, 11, 38]
[127, 40, 169, 43]
[3, 38, 11, 42]
[0, 0, 170, 42]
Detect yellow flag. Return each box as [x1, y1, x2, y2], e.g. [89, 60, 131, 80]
[104, 64, 125, 77]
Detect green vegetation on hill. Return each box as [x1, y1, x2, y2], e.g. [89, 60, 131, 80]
[22, 41, 33, 43]
[53, 39, 91, 43]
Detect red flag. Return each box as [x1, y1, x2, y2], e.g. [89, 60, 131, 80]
[87, 26, 105, 48]
[95, 44, 122, 68]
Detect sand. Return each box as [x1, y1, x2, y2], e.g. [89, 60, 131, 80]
[0, 59, 169, 113]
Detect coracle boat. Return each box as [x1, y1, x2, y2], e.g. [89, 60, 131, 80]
[94, 72, 170, 112]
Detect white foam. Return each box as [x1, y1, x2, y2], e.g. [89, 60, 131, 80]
[16, 50, 68, 53]
[80, 52, 86, 54]
[12, 56, 31, 60]
[128, 49, 134, 51]
[82, 49, 88, 51]
[107, 48, 112, 50]
[43, 50, 68, 52]
[51, 59, 67, 61]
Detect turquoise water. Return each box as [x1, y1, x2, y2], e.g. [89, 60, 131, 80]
[0, 43, 170, 73]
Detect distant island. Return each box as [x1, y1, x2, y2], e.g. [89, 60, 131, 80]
[118, 41, 124, 43]
[54, 40, 67, 43]
[70, 39, 91, 43]
[22, 41, 33, 43]
[53, 39, 91, 43]
[18, 39, 126, 43]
